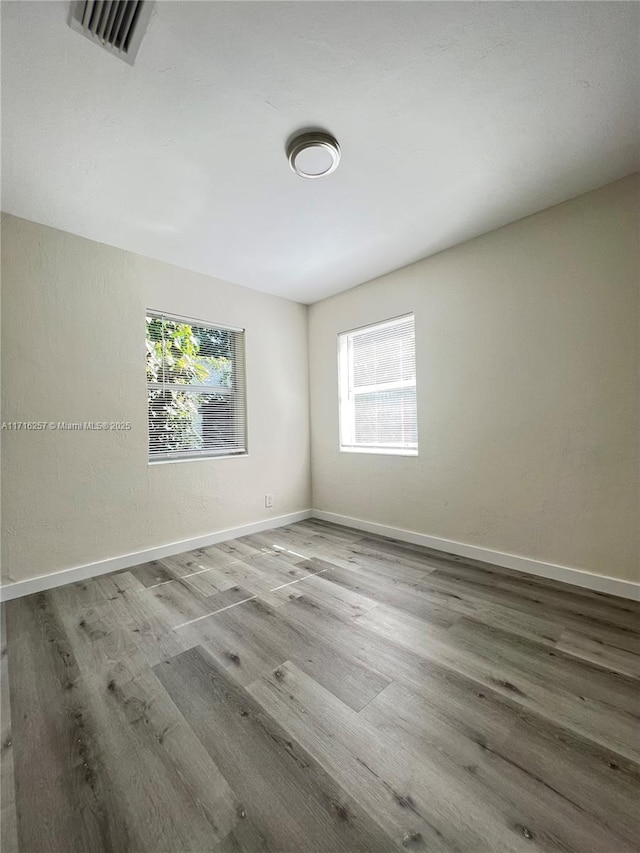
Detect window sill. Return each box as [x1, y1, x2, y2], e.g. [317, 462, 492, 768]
[339, 446, 418, 457]
[149, 453, 249, 465]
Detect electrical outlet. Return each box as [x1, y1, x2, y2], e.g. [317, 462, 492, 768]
[265, 494, 273, 508]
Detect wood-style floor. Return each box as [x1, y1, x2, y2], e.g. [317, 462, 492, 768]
[1, 519, 639, 853]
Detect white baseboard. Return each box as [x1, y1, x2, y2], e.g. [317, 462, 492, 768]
[3, 507, 637, 603]
[0, 510, 312, 602]
[311, 510, 640, 602]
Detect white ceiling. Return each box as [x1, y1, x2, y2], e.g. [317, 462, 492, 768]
[2, 2, 639, 303]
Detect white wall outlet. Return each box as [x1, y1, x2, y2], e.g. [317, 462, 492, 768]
[265, 494, 273, 508]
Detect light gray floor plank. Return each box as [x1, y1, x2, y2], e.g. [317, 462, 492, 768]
[556, 626, 640, 678]
[10, 591, 243, 852]
[495, 706, 640, 846]
[357, 603, 640, 762]
[249, 660, 548, 853]
[7, 594, 133, 852]
[362, 680, 638, 852]
[212, 595, 391, 710]
[4, 520, 639, 852]
[0, 604, 18, 853]
[154, 646, 400, 853]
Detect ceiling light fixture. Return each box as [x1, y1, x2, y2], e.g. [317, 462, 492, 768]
[287, 131, 341, 179]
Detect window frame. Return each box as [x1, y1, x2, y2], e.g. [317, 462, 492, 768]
[337, 313, 418, 457]
[146, 310, 248, 464]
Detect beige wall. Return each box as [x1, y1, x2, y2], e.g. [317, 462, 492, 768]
[2, 176, 638, 588]
[1, 214, 311, 585]
[309, 176, 639, 581]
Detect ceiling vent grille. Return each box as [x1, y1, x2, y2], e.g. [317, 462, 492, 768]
[68, 1, 154, 65]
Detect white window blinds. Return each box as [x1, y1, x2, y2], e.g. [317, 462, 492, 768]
[338, 314, 418, 454]
[146, 312, 247, 461]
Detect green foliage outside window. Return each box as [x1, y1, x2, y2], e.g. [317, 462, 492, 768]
[146, 316, 233, 454]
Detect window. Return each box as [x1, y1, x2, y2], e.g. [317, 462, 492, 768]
[338, 314, 417, 455]
[146, 312, 247, 462]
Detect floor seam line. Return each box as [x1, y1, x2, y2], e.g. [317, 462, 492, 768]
[172, 596, 258, 629]
[269, 568, 327, 591]
[171, 568, 327, 630]
[153, 547, 311, 590]
[356, 677, 397, 714]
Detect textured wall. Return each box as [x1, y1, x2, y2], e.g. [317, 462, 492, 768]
[3, 177, 638, 587]
[1, 215, 311, 584]
[309, 176, 639, 581]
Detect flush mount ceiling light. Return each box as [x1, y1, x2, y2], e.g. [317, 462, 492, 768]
[287, 131, 341, 179]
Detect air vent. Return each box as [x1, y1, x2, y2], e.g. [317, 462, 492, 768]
[68, 1, 154, 65]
